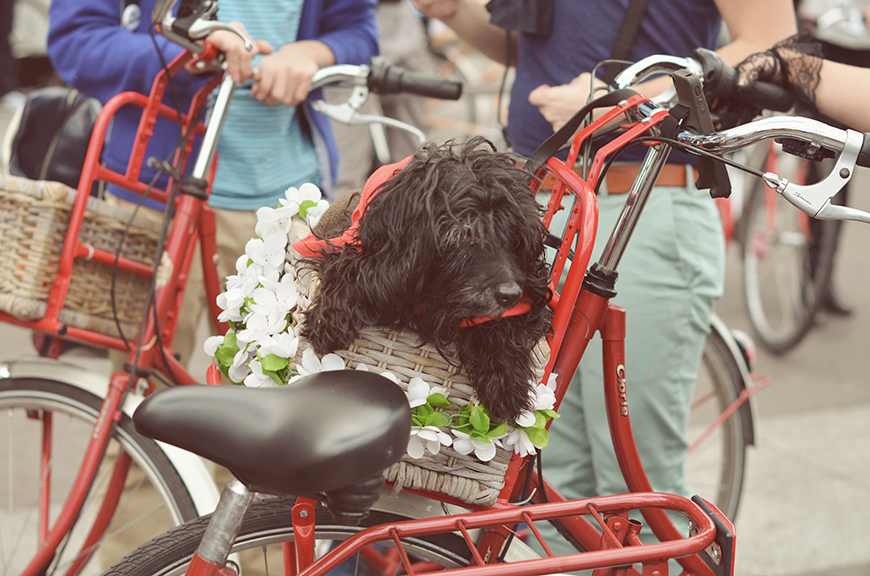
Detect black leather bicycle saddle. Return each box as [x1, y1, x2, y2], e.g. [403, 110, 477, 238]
[133, 370, 411, 496]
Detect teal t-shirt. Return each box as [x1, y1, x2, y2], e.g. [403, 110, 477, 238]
[210, 0, 321, 210]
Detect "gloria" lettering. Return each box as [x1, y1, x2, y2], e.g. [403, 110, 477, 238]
[616, 364, 628, 417]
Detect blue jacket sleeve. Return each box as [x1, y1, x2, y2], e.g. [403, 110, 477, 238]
[300, 0, 379, 66]
[47, 0, 207, 105]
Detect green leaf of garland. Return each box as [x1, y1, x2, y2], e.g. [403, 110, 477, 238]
[214, 333, 239, 367]
[427, 393, 452, 409]
[261, 353, 288, 372]
[298, 199, 318, 218]
[469, 404, 490, 433]
[524, 427, 550, 447]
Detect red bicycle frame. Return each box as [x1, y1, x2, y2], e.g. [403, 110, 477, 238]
[256, 97, 732, 576]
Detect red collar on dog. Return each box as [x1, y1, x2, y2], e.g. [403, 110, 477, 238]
[291, 157, 533, 324]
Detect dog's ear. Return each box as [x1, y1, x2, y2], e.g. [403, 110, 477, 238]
[302, 245, 418, 353]
[300, 251, 368, 354]
[452, 312, 550, 424]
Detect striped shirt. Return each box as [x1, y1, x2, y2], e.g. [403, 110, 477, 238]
[210, 0, 321, 210]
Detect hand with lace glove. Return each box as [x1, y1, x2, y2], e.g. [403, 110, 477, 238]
[735, 30, 824, 107]
[709, 31, 824, 129]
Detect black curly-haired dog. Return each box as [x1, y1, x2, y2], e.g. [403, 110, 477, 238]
[299, 136, 552, 423]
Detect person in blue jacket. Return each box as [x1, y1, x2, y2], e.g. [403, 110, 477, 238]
[48, 0, 378, 365]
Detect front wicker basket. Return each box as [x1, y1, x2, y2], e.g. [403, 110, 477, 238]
[287, 218, 549, 507]
[0, 174, 161, 339]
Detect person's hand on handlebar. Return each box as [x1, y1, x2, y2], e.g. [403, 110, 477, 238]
[732, 30, 823, 109]
[250, 40, 335, 107]
[188, 22, 274, 83]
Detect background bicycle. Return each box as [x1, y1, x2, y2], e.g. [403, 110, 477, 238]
[0, 20, 462, 576]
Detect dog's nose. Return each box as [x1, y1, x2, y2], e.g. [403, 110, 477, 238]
[495, 282, 523, 308]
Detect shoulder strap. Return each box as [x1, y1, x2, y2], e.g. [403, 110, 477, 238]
[523, 88, 639, 177]
[600, 0, 650, 85]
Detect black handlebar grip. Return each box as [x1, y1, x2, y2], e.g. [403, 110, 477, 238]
[177, 0, 203, 18]
[737, 82, 795, 113]
[857, 133, 870, 168]
[694, 47, 737, 98]
[368, 57, 462, 100]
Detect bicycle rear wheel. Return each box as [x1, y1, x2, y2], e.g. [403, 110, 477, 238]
[742, 154, 838, 354]
[101, 498, 471, 576]
[684, 324, 752, 520]
[0, 377, 198, 576]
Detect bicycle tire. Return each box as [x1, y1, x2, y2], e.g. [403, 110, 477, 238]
[742, 160, 838, 354]
[0, 377, 198, 576]
[684, 326, 750, 521]
[102, 498, 471, 576]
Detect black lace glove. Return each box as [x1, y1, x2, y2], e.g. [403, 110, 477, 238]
[737, 30, 824, 107]
[709, 30, 825, 129]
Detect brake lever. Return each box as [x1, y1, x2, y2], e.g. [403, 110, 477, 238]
[763, 129, 870, 223]
[310, 92, 426, 146]
[154, 1, 254, 54]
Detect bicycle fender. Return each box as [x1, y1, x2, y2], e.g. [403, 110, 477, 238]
[0, 357, 221, 516]
[709, 314, 756, 446]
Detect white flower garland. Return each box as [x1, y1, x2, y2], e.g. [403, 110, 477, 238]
[205, 183, 558, 462]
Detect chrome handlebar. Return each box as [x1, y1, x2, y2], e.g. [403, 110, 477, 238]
[149, 1, 425, 147]
[612, 54, 870, 225]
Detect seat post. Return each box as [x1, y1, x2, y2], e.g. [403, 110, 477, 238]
[196, 478, 255, 567]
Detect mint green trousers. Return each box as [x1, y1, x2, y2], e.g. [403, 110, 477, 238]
[537, 174, 725, 555]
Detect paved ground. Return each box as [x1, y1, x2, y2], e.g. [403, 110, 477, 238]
[3, 77, 870, 575]
[717, 168, 870, 576]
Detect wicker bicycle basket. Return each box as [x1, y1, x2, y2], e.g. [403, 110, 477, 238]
[0, 174, 162, 339]
[286, 218, 550, 508]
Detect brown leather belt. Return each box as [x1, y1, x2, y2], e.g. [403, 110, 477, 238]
[603, 164, 699, 194]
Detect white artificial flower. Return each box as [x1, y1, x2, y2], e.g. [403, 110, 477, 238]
[280, 183, 329, 228]
[533, 374, 558, 411]
[243, 358, 277, 388]
[451, 429, 501, 462]
[295, 347, 346, 376]
[254, 205, 295, 238]
[514, 410, 537, 429]
[258, 264, 281, 286]
[405, 377, 448, 408]
[320, 353, 346, 371]
[236, 312, 287, 346]
[377, 371, 399, 384]
[258, 274, 299, 312]
[354, 364, 400, 385]
[514, 374, 559, 428]
[257, 332, 299, 359]
[228, 348, 252, 383]
[501, 427, 538, 457]
[407, 426, 453, 458]
[245, 233, 287, 270]
[203, 335, 225, 357]
[304, 199, 330, 229]
[216, 287, 247, 322]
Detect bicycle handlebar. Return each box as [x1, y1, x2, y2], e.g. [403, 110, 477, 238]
[612, 50, 795, 112]
[152, 0, 461, 148]
[609, 53, 870, 224]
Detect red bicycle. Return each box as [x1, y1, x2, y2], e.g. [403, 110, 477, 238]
[93, 39, 870, 576]
[0, 4, 461, 576]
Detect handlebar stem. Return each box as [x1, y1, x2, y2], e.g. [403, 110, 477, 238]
[597, 143, 673, 271]
[192, 73, 236, 180]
